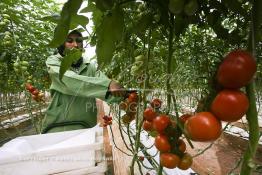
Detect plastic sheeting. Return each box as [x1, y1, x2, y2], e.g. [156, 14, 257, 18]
[0, 125, 107, 175]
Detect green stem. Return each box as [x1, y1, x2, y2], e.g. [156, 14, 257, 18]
[157, 165, 163, 175]
[166, 14, 174, 114]
[240, 1, 261, 174]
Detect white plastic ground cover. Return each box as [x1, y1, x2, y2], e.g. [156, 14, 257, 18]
[0, 125, 107, 175]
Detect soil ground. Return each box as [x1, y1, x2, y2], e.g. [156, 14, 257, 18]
[187, 133, 262, 175]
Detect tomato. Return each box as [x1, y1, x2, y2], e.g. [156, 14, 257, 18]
[32, 89, 39, 96]
[150, 98, 162, 109]
[143, 120, 153, 131]
[211, 90, 249, 122]
[38, 92, 44, 99]
[128, 92, 138, 103]
[25, 83, 35, 93]
[184, 112, 222, 142]
[143, 108, 157, 121]
[155, 134, 171, 152]
[178, 153, 193, 170]
[217, 50, 256, 89]
[160, 153, 180, 169]
[179, 114, 192, 124]
[153, 115, 170, 133]
[178, 139, 186, 153]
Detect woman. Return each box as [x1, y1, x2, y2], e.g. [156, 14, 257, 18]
[41, 30, 125, 133]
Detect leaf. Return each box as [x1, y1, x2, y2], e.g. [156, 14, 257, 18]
[132, 13, 153, 38]
[70, 14, 89, 29]
[49, 0, 83, 48]
[59, 49, 83, 81]
[40, 14, 61, 23]
[80, 1, 96, 13]
[96, 7, 124, 66]
[94, 0, 114, 12]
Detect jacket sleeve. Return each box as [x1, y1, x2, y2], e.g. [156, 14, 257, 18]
[95, 69, 124, 104]
[46, 55, 111, 100]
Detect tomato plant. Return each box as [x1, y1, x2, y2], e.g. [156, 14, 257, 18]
[211, 90, 249, 122]
[217, 50, 257, 89]
[153, 114, 171, 133]
[184, 112, 222, 142]
[154, 134, 171, 152]
[160, 153, 180, 169]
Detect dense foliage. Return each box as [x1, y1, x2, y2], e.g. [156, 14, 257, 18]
[0, 0, 59, 93]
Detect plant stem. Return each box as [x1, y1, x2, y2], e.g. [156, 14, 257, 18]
[240, 1, 262, 174]
[166, 14, 174, 114]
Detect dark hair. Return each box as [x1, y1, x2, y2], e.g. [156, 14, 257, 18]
[57, 30, 83, 56]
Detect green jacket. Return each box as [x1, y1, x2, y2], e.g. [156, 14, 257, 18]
[41, 53, 119, 133]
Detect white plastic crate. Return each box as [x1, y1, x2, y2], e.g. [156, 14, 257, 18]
[0, 125, 107, 175]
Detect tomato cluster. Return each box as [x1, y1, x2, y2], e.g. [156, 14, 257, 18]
[142, 98, 193, 170]
[211, 50, 256, 122]
[184, 50, 256, 141]
[119, 92, 139, 125]
[13, 60, 29, 74]
[25, 83, 44, 102]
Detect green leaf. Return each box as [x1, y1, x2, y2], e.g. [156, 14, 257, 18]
[49, 0, 83, 48]
[59, 48, 82, 81]
[40, 14, 61, 24]
[94, 0, 114, 12]
[96, 7, 124, 66]
[70, 14, 89, 29]
[132, 13, 153, 38]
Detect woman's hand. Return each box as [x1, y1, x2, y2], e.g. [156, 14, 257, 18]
[108, 81, 126, 97]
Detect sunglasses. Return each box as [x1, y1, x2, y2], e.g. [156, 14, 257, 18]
[66, 37, 83, 43]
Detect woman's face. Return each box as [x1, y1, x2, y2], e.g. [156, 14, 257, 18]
[64, 34, 83, 49]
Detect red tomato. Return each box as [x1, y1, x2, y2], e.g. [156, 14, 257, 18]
[25, 83, 35, 93]
[178, 139, 186, 153]
[217, 50, 256, 89]
[150, 98, 162, 109]
[211, 90, 249, 122]
[155, 134, 171, 152]
[142, 120, 153, 131]
[153, 114, 170, 133]
[143, 108, 157, 121]
[32, 89, 39, 96]
[180, 114, 192, 124]
[177, 153, 193, 170]
[160, 153, 180, 169]
[184, 112, 222, 142]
